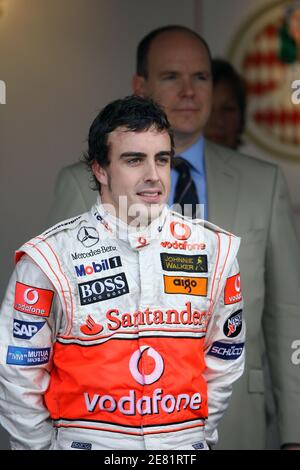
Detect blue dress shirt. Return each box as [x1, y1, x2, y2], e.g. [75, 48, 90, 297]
[168, 136, 208, 219]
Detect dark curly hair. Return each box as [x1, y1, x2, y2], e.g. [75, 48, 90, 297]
[83, 95, 174, 190]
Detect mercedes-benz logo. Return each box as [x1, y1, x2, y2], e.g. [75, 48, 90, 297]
[77, 226, 99, 248]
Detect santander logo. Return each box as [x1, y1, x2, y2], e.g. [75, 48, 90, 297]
[129, 346, 164, 385]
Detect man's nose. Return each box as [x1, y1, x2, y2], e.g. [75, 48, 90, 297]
[180, 78, 195, 97]
[144, 161, 160, 182]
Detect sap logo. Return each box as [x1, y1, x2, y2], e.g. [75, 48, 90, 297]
[13, 319, 45, 339]
[75, 256, 122, 277]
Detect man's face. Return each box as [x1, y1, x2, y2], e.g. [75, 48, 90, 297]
[204, 81, 242, 149]
[133, 31, 212, 150]
[92, 126, 172, 224]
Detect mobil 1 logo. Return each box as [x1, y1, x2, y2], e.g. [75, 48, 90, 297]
[78, 272, 129, 305]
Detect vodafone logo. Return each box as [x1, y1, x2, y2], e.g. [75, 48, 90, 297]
[136, 237, 148, 249]
[129, 346, 164, 385]
[170, 222, 191, 241]
[224, 273, 243, 305]
[14, 282, 54, 317]
[235, 275, 241, 292]
[24, 288, 39, 305]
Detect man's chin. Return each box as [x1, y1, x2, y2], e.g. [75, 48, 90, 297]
[128, 201, 166, 227]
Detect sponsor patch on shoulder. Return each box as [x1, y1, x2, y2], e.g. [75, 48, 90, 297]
[224, 273, 242, 305]
[13, 319, 45, 339]
[6, 346, 51, 365]
[14, 282, 54, 317]
[207, 341, 244, 360]
[223, 310, 242, 338]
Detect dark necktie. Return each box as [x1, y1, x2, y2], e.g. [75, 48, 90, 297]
[173, 156, 199, 218]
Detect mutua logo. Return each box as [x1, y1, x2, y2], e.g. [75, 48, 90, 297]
[75, 256, 122, 277]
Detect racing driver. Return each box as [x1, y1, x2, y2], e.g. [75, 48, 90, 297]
[0, 95, 245, 450]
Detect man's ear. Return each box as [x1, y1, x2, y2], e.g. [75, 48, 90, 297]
[92, 161, 108, 186]
[132, 74, 147, 97]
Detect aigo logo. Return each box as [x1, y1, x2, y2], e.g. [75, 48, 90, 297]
[170, 222, 191, 241]
[129, 346, 164, 385]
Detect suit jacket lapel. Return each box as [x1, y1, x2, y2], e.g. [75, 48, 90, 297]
[204, 140, 240, 232]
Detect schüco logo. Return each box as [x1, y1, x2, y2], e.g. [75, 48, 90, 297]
[84, 346, 202, 416]
[75, 256, 122, 277]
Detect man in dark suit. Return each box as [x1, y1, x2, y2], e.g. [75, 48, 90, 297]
[48, 26, 300, 449]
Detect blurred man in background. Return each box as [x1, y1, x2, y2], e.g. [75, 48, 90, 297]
[204, 59, 247, 150]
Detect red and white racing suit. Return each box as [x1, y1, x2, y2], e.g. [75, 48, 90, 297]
[0, 202, 244, 450]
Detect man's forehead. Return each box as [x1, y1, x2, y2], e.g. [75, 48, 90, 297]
[147, 31, 210, 65]
[107, 126, 171, 147]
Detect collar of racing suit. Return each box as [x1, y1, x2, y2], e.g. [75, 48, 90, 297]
[92, 195, 169, 251]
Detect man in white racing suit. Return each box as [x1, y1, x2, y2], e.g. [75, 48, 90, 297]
[0, 95, 245, 450]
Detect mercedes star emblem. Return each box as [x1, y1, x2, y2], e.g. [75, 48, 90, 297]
[77, 226, 99, 247]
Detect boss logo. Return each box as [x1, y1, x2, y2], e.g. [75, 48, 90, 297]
[78, 272, 129, 305]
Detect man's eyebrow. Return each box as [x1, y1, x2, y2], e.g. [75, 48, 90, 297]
[120, 152, 146, 158]
[155, 151, 173, 157]
[120, 151, 172, 158]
